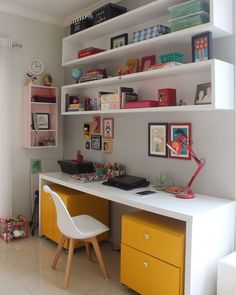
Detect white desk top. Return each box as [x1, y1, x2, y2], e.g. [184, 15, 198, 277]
[40, 172, 235, 222]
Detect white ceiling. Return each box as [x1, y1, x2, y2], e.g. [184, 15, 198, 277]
[0, 0, 120, 26]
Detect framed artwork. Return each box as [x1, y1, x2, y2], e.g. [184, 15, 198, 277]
[103, 118, 114, 139]
[92, 116, 101, 133]
[194, 83, 211, 105]
[83, 122, 91, 140]
[110, 33, 128, 49]
[85, 141, 90, 149]
[126, 58, 139, 74]
[33, 113, 50, 130]
[191, 31, 212, 62]
[91, 135, 102, 150]
[148, 123, 168, 158]
[141, 55, 155, 71]
[168, 123, 192, 160]
[103, 140, 113, 153]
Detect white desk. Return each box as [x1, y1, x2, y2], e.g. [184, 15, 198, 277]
[39, 172, 235, 295]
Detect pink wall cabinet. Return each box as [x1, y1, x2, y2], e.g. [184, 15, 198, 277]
[22, 85, 58, 148]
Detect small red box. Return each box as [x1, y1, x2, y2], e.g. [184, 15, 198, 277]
[157, 88, 176, 106]
[124, 100, 159, 109]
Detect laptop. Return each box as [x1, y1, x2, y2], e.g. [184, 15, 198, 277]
[102, 174, 149, 190]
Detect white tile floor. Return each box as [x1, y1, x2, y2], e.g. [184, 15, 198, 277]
[0, 236, 137, 295]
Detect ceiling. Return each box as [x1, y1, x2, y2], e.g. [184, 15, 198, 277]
[0, 0, 120, 26]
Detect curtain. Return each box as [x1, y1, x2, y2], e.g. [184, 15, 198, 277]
[0, 38, 13, 219]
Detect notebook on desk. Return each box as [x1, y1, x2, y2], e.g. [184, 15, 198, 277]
[102, 174, 149, 190]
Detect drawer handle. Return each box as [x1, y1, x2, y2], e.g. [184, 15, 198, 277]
[143, 261, 148, 268]
[144, 233, 150, 240]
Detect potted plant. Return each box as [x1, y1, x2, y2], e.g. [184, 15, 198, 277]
[76, 150, 83, 164]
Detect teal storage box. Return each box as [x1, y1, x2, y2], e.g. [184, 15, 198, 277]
[168, 0, 209, 19]
[169, 11, 209, 32]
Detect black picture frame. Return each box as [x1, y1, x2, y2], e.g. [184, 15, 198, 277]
[194, 83, 211, 105]
[191, 31, 212, 62]
[110, 33, 128, 49]
[33, 113, 50, 130]
[148, 123, 168, 158]
[91, 135, 102, 150]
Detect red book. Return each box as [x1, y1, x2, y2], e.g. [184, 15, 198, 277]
[124, 100, 159, 109]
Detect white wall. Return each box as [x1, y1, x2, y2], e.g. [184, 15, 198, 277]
[0, 11, 64, 218]
[62, 1, 235, 246]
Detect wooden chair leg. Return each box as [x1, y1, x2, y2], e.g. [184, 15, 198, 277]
[64, 238, 74, 289]
[84, 241, 92, 262]
[90, 237, 109, 279]
[51, 234, 66, 270]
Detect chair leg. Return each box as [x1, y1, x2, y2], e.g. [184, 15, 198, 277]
[51, 234, 66, 270]
[90, 237, 109, 279]
[64, 238, 75, 289]
[84, 241, 92, 262]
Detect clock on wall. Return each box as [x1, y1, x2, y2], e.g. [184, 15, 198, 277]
[28, 57, 45, 76]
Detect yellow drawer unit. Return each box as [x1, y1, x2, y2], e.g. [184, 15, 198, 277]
[41, 184, 109, 249]
[120, 211, 185, 295]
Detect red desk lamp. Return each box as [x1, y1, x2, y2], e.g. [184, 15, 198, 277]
[167, 135, 205, 199]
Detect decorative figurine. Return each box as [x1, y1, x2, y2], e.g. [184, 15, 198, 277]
[43, 73, 52, 86]
[76, 150, 83, 164]
[27, 73, 37, 85]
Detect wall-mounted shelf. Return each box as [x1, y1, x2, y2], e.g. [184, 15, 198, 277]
[61, 59, 234, 114]
[62, 0, 233, 65]
[22, 85, 58, 148]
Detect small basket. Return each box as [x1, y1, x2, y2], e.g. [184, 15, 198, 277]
[92, 3, 127, 25]
[159, 52, 184, 63]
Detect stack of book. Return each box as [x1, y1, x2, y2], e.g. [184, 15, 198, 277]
[80, 69, 107, 83]
[118, 87, 138, 108]
[66, 95, 80, 112]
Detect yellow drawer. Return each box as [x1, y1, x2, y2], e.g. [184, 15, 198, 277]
[120, 244, 180, 295]
[122, 211, 185, 267]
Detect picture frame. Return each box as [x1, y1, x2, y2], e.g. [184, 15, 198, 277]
[168, 123, 192, 160]
[126, 58, 139, 74]
[148, 123, 168, 158]
[33, 113, 50, 130]
[110, 33, 128, 49]
[141, 55, 155, 71]
[103, 118, 114, 139]
[103, 140, 113, 153]
[91, 135, 102, 150]
[191, 31, 212, 62]
[92, 116, 101, 133]
[84, 122, 91, 140]
[85, 141, 90, 150]
[194, 83, 211, 105]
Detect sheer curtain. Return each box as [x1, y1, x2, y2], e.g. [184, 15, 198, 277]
[0, 38, 13, 219]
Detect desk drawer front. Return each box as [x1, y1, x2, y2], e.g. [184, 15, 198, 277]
[122, 218, 184, 267]
[120, 244, 180, 295]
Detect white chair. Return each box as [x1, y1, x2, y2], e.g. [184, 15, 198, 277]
[43, 185, 109, 289]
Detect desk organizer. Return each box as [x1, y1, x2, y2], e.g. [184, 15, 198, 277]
[0, 215, 29, 243]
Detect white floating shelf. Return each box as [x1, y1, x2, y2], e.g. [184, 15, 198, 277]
[62, 60, 212, 90]
[30, 129, 56, 132]
[61, 59, 234, 114]
[62, 23, 230, 68]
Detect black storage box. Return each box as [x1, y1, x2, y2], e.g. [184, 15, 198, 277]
[57, 160, 94, 175]
[92, 3, 127, 25]
[103, 174, 150, 190]
[70, 17, 93, 35]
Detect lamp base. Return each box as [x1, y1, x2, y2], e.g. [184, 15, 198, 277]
[176, 189, 195, 199]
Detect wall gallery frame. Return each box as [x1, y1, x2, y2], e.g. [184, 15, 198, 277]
[92, 116, 101, 133]
[148, 123, 168, 157]
[103, 118, 114, 139]
[103, 140, 113, 153]
[168, 123, 192, 160]
[91, 135, 102, 150]
[140, 55, 155, 71]
[33, 113, 50, 130]
[191, 31, 212, 62]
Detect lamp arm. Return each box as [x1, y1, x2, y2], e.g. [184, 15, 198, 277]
[185, 145, 205, 189]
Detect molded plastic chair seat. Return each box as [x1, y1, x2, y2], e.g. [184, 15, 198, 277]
[71, 215, 109, 238]
[43, 184, 109, 289]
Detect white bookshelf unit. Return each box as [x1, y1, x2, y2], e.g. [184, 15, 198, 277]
[61, 0, 234, 115]
[22, 85, 58, 148]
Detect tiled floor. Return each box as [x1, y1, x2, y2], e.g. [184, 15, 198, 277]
[0, 236, 137, 295]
